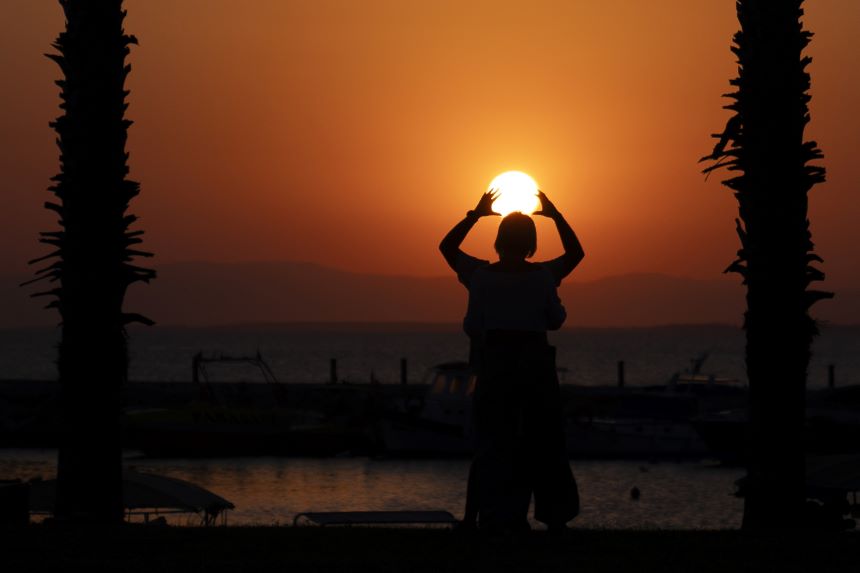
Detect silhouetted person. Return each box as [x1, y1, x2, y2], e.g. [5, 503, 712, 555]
[440, 189, 584, 533]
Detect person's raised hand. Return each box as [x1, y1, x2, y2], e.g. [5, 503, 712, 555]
[473, 189, 501, 217]
[534, 190, 561, 219]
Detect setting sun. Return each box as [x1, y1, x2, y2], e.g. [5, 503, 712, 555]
[488, 171, 540, 217]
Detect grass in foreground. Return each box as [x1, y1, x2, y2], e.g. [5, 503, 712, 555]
[4, 525, 859, 573]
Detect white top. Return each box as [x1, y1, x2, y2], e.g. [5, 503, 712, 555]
[456, 253, 567, 335]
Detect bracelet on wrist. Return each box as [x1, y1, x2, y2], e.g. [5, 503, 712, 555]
[466, 210, 479, 220]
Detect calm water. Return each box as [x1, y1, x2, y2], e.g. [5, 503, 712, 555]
[2, 449, 744, 529]
[1, 324, 850, 529]
[2, 323, 859, 387]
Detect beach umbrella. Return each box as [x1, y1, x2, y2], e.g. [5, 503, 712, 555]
[29, 470, 234, 524]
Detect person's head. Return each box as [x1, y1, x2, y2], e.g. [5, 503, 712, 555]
[494, 212, 537, 260]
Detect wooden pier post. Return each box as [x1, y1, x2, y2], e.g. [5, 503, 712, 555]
[192, 352, 201, 385]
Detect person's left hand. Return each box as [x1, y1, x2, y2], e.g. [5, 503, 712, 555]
[534, 190, 561, 218]
[473, 189, 501, 217]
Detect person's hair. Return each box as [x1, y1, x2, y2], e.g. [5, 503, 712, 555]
[494, 212, 537, 259]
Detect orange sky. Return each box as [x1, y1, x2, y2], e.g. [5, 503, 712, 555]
[1, 0, 859, 287]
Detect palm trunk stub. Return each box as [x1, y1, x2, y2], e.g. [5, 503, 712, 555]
[702, 0, 831, 529]
[29, 0, 155, 523]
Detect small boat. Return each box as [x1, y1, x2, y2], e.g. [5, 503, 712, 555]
[378, 362, 476, 456]
[639, 352, 747, 415]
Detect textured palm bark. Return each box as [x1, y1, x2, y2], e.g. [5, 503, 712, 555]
[27, 0, 155, 523]
[702, 1, 830, 529]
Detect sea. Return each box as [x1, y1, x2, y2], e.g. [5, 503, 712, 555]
[1, 323, 857, 528]
[1, 323, 858, 386]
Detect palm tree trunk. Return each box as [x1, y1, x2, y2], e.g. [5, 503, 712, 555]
[27, 0, 155, 523]
[702, 0, 830, 529]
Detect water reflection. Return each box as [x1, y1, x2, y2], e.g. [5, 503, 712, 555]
[0, 450, 743, 529]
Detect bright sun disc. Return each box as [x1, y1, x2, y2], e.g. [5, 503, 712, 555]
[488, 171, 540, 217]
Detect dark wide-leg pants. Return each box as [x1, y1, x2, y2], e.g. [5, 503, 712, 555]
[471, 338, 579, 529]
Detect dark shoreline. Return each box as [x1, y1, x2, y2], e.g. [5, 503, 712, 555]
[4, 525, 857, 572]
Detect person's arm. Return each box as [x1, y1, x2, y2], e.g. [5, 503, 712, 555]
[439, 190, 499, 271]
[535, 190, 585, 282]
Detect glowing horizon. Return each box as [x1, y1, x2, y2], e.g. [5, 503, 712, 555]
[1, 1, 859, 294]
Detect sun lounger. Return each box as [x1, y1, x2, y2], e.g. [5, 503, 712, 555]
[292, 510, 457, 527]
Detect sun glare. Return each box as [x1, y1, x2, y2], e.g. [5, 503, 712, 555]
[488, 171, 540, 217]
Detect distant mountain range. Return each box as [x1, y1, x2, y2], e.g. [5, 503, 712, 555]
[3, 260, 857, 327]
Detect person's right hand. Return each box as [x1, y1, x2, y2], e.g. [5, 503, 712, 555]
[473, 189, 501, 217]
